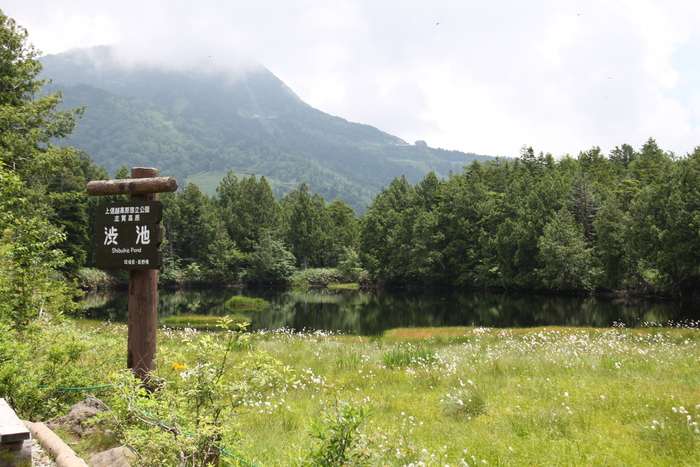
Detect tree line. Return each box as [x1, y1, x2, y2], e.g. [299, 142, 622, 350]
[155, 174, 360, 285]
[360, 142, 700, 300]
[106, 135, 699, 303]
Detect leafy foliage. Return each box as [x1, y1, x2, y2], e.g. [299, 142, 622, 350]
[0, 11, 84, 326]
[301, 401, 371, 467]
[537, 210, 600, 291]
[0, 322, 103, 419]
[282, 182, 331, 269]
[290, 268, 345, 286]
[106, 320, 290, 466]
[0, 208, 79, 327]
[243, 231, 296, 285]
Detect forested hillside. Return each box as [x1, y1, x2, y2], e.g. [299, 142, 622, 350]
[40, 46, 490, 213]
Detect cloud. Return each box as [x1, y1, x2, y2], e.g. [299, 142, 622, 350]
[3, 0, 700, 157]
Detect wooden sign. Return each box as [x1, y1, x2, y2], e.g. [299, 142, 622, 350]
[96, 201, 163, 269]
[87, 167, 178, 382]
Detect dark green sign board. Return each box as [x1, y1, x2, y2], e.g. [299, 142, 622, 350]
[96, 201, 163, 269]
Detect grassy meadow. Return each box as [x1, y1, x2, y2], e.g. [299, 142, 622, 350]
[234, 325, 700, 466]
[6, 320, 700, 466]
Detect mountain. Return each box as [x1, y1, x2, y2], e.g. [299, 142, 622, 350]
[41, 46, 491, 213]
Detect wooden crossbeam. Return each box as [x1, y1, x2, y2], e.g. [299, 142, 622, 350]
[86, 176, 178, 196]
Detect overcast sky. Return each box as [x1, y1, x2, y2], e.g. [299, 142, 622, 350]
[4, 0, 700, 158]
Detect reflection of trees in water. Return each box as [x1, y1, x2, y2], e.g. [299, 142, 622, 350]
[81, 291, 128, 321]
[283, 288, 373, 305]
[81, 291, 121, 310]
[82, 288, 686, 334]
[452, 293, 679, 328]
[252, 288, 376, 333]
[254, 297, 297, 331]
[157, 289, 248, 318]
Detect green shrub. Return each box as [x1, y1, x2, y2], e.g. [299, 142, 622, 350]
[182, 262, 206, 284]
[300, 401, 371, 466]
[290, 268, 344, 286]
[243, 235, 296, 285]
[0, 215, 80, 327]
[107, 320, 290, 466]
[158, 258, 185, 285]
[76, 267, 121, 289]
[0, 323, 107, 420]
[337, 247, 370, 283]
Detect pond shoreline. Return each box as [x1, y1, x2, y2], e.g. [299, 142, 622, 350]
[79, 281, 683, 304]
[79, 287, 696, 335]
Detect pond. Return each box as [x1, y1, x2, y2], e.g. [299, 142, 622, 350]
[80, 287, 696, 335]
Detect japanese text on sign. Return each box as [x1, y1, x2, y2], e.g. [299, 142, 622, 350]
[96, 201, 163, 270]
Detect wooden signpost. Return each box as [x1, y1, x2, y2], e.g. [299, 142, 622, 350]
[87, 168, 178, 381]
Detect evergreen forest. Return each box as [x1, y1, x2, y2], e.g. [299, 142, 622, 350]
[143, 138, 700, 303]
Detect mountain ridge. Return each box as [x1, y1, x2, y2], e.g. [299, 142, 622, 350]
[41, 46, 491, 213]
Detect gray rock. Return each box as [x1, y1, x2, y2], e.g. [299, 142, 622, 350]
[45, 397, 107, 438]
[87, 446, 134, 467]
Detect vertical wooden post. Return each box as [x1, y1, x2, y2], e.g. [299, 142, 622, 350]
[128, 167, 159, 381]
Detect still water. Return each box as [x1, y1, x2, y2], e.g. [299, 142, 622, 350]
[80, 287, 696, 335]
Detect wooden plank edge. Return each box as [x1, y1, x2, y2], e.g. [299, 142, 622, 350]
[0, 398, 30, 443]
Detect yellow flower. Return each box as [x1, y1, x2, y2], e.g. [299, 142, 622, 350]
[173, 362, 187, 373]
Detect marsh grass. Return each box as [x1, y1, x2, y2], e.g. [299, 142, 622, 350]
[160, 313, 249, 328]
[327, 282, 360, 290]
[442, 384, 487, 419]
[229, 326, 700, 466]
[225, 296, 269, 308]
[335, 348, 362, 370]
[12, 323, 700, 466]
[382, 343, 436, 368]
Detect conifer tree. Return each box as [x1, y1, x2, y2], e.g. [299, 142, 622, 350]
[0, 11, 83, 324]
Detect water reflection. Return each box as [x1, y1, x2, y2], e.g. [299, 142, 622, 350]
[80, 288, 693, 335]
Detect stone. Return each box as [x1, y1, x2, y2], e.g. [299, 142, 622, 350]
[87, 446, 134, 467]
[45, 397, 107, 438]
